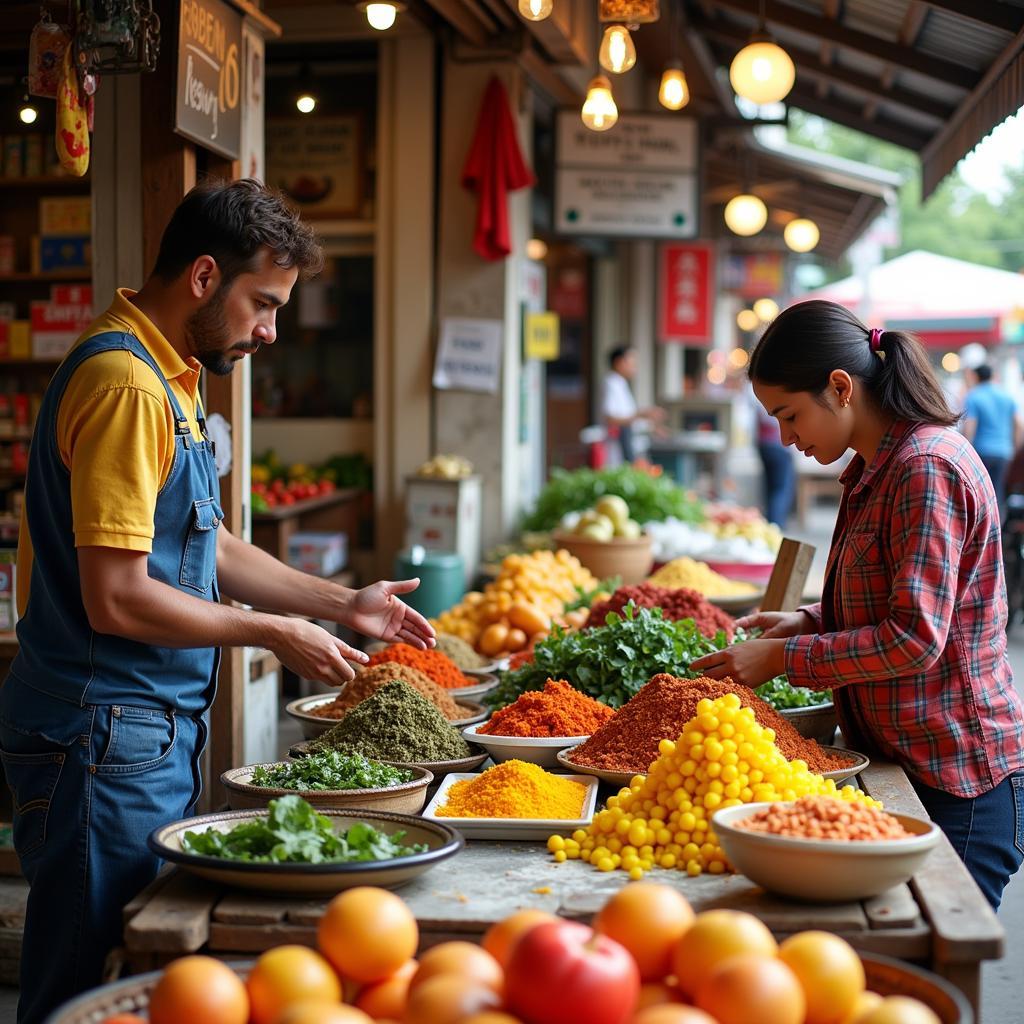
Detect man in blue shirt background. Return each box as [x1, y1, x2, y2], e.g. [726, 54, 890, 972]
[963, 363, 1023, 522]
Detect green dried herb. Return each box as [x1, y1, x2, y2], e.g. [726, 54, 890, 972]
[250, 752, 414, 791]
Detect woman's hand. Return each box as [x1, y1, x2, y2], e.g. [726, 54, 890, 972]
[345, 579, 436, 649]
[689, 638, 788, 689]
[734, 610, 814, 639]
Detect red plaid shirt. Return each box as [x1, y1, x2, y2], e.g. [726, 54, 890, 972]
[786, 420, 1024, 797]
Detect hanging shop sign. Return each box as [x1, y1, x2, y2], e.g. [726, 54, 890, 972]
[554, 111, 699, 239]
[175, 0, 242, 159]
[659, 241, 714, 345]
[722, 252, 786, 299]
[433, 318, 503, 394]
[524, 312, 560, 361]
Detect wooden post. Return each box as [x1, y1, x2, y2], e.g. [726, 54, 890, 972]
[761, 539, 817, 613]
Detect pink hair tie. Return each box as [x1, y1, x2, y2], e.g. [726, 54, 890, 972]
[869, 328, 883, 353]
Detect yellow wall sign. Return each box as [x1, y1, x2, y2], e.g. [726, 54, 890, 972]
[524, 312, 560, 361]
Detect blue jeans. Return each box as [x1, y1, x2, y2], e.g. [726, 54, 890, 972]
[0, 702, 204, 1024]
[758, 443, 796, 528]
[980, 454, 1009, 524]
[911, 771, 1024, 911]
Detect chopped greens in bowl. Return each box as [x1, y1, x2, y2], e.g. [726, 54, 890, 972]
[248, 752, 415, 792]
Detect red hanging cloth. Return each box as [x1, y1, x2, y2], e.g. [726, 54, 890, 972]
[461, 76, 535, 261]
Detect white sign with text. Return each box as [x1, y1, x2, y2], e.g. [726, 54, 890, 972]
[433, 318, 503, 394]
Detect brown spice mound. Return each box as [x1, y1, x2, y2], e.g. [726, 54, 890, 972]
[569, 673, 853, 775]
[480, 679, 615, 737]
[309, 661, 462, 721]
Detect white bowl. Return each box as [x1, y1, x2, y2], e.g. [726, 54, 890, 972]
[462, 722, 590, 768]
[712, 802, 941, 903]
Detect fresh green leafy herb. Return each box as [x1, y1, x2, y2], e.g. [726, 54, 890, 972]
[249, 752, 414, 792]
[754, 676, 833, 709]
[181, 795, 427, 864]
[523, 467, 704, 532]
[563, 576, 622, 613]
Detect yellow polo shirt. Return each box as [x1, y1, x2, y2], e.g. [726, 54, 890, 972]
[17, 289, 206, 616]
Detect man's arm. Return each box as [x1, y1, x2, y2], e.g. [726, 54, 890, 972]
[78, 546, 363, 685]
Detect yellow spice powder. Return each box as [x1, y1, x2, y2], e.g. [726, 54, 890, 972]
[436, 759, 586, 819]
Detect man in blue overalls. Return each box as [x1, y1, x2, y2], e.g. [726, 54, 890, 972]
[0, 179, 435, 1022]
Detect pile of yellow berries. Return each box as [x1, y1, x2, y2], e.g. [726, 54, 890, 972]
[432, 550, 598, 655]
[548, 693, 879, 879]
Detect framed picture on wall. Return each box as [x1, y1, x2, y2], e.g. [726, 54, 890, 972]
[266, 114, 363, 218]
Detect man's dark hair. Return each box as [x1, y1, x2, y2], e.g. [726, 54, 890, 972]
[151, 178, 323, 286]
[976, 364, 993, 383]
[609, 345, 633, 369]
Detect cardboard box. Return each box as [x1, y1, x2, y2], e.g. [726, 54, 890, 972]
[9, 321, 30, 359]
[36, 235, 90, 273]
[30, 298, 91, 359]
[287, 531, 348, 577]
[39, 196, 91, 236]
[52, 284, 92, 306]
[404, 475, 482, 587]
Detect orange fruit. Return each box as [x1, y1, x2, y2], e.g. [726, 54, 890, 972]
[671, 910, 778, 998]
[462, 1015, 523, 1024]
[482, 910, 555, 969]
[403, 974, 502, 1024]
[99, 1017, 147, 1024]
[318, 887, 418, 983]
[779, 931, 865, 1024]
[411, 942, 504, 995]
[274, 1004, 373, 1024]
[696, 954, 805, 1024]
[853, 996, 942, 1024]
[634, 982, 683, 1010]
[630, 1007, 718, 1024]
[594, 883, 694, 981]
[840, 992, 884, 1023]
[248, 945, 342, 1024]
[148, 955, 249, 1024]
[353, 959, 418, 1019]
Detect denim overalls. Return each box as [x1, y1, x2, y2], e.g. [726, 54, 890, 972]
[0, 331, 222, 1023]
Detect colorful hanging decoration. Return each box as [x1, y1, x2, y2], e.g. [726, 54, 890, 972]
[598, 0, 659, 25]
[56, 46, 90, 176]
[28, 11, 71, 98]
[74, 0, 161, 76]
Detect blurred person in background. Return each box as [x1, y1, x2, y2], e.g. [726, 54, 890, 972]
[963, 362, 1023, 522]
[600, 345, 666, 465]
[754, 395, 796, 527]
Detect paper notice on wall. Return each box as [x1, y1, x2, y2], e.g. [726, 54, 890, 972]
[433, 318, 502, 394]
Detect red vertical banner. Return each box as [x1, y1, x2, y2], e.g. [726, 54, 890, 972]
[659, 241, 715, 345]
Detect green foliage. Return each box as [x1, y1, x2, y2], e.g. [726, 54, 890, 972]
[754, 676, 832, 709]
[523, 466, 704, 532]
[181, 795, 426, 863]
[249, 752, 414, 792]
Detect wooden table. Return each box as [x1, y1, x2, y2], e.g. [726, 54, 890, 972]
[121, 760, 1003, 1019]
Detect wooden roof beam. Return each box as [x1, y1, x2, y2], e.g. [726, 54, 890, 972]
[711, 0, 978, 90]
[785, 87, 932, 150]
[923, 0, 1024, 34]
[818, 0, 842, 100]
[881, 2, 929, 92]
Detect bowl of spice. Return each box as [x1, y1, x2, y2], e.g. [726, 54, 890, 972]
[220, 752, 434, 813]
[558, 674, 862, 785]
[288, 680, 489, 776]
[422, 759, 599, 840]
[285, 660, 488, 738]
[466, 679, 615, 767]
[713, 796, 941, 902]
[364, 642, 498, 697]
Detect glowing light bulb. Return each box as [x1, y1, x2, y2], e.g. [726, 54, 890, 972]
[599, 25, 636, 75]
[737, 309, 760, 332]
[658, 64, 689, 110]
[724, 194, 768, 236]
[526, 238, 548, 261]
[518, 0, 553, 20]
[753, 297, 779, 322]
[942, 353, 961, 373]
[784, 217, 820, 253]
[19, 104, 38, 125]
[729, 37, 796, 104]
[581, 75, 618, 132]
[365, 2, 398, 30]
[296, 94, 316, 114]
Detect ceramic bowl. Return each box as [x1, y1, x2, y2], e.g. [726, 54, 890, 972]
[555, 745, 642, 788]
[288, 739, 490, 778]
[779, 702, 838, 744]
[461, 723, 590, 768]
[285, 694, 487, 739]
[819, 745, 870, 784]
[712, 802, 941, 902]
[552, 531, 654, 585]
[219, 761, 434, 813]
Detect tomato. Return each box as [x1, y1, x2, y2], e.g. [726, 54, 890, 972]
[505, 920, 640, 1024]
[594, 883, 694, 982]
[247, 945, 341, 1024]
[779, 931, 865, 1024]
[318, 887, 418, 984]
[281, 493, 296, 505]
[481, 909, 556, 969]
[695, 954, 805, 1024]
[148, 955, 249, 1024]
[319, 480, 336, 494]
[410, 941, 504, 995]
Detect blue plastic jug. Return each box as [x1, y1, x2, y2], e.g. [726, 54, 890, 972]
[394, 547, 465, 620]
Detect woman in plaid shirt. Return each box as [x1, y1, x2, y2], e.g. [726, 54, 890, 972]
[693, 300, 1024, 910]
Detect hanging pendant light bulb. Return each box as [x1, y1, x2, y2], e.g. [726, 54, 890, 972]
[753, 297, 779, 322]
[599, 25, 636, 75]
[724, 193, 768, 236]
[581, 75, 618, 132]
[784, 217, 820, 253]
[19, 101, 38, 125]
[358, 1, 405, 30]
[729, 0, 794, 104]
[737, 309, 760, 332]
[658, 62, 689, 110]
[518, 0, 553, 20]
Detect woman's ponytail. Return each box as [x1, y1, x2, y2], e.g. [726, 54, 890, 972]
[749, 300, 960, 428]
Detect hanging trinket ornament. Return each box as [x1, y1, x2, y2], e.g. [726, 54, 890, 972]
[73, 0, 160, 76]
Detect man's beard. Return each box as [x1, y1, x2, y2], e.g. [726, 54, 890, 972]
[185, 287, 260, 376]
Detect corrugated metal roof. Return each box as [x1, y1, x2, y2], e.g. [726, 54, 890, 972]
[842, 0, 905, 43]
[916, 10, 1015, 72]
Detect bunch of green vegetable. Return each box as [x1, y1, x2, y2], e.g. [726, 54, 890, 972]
[522, 466, 704, 532]
[562, 576, 622, 614]
[249, 752, 414, 792]
[754, 676, 832, 709]
[181, 795, 426, 864]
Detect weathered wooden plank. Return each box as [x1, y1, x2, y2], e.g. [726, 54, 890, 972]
[122, 868, 173, 926]
[864, 885, 921, 930]
[214, 895, 302, 926]
[209, 922, 318, 952]
[124, 873, 219, 953]
[0, 877, 28, 930]
[860, 761, 1004, 965]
